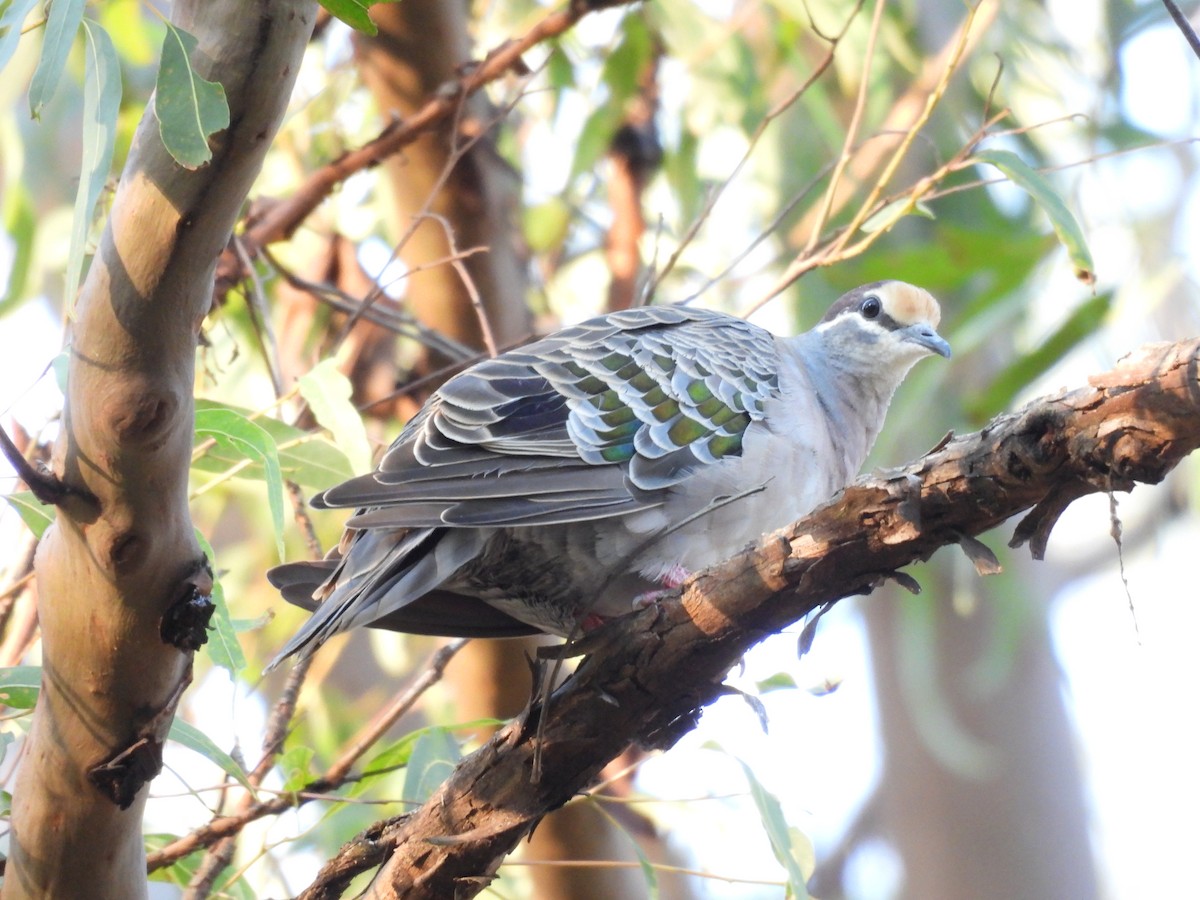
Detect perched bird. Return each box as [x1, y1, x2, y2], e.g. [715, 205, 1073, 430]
[268, 281, 950, 667]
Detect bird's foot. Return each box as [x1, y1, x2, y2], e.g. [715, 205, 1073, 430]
[631, 564, 691, 610]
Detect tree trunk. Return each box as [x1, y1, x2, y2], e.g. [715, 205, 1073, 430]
[5, 4, 314, 896]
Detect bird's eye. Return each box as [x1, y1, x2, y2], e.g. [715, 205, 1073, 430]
[860, 296, 882, 319]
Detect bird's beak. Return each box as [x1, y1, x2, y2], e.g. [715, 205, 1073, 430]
[901, 323, 952, 359]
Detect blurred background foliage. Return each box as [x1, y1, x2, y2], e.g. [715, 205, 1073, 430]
[1, 0, 1198, 897]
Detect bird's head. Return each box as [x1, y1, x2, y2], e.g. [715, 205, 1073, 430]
[813, 281, 950, 378]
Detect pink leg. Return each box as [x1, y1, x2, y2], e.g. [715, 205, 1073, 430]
[631, 564, 692, 609]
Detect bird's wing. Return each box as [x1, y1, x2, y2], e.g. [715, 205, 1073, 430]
[315, 306, 781, 528]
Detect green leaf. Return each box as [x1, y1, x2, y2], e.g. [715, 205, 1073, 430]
[0, 665, 42, 708]
[194, 405, 286, 559]
[2, 490, 54, 538]
[861, 197, 935, 234]
[524, 197, 572, 253]
[966, 292, 1112, 422]
[64, 19, 120, 315]
[974, 148, 1096, 285]
[356, 719, 500, 793]
[601, 15, 652, 101]
[168, 718, 252, 791]
[740, 761, 813, 898]
[27, 0, 84, 117]
[144, 833, 201, 887]
[278, 744, 315, 793]
[755, 672, 798, 694]
[230, 613, 271, 634]
[0, 178, 36, 316]
[319, 0, 376, 35]
[570, 102, 624, 181]
[297, 359, 372, 474]
[154, 24, 229, 169]
[402, 727, 461, 805]
[193, 530, 246, 674]
[192, 400, 353, 491]
[0, 0, 40, 77]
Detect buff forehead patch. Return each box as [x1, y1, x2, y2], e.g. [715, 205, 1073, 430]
[879, 281, 941, 328]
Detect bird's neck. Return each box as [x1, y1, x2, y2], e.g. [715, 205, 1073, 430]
[787, 332, 908, 470]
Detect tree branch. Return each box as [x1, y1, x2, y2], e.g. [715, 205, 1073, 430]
[213, 0, 638, 297]
[351, 336, 1200, 897]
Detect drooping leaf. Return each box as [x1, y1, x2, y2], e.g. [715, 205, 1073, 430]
[64, 18, 120, 315]
[193, 530, 246, 674]
[297, 359, 372, 474]
[194, 405, 287, 559]
[0, 665, 42, 708]
[739, 761, 813, 898]
[27, 0, 84, 117]
[319, 0, 376, 35]
[167, 718, 253, 791]
[974, 148, 1096, 285]
[154, 24, 229, 169]
[192, 400, 353, 491]
[2, 490, 54, 538]
[0, 0, 40, 78]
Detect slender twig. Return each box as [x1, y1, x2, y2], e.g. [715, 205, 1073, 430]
[803, 0, 888, 253]
[1162, 0, 1200, 61]
[215, 0, 637, 298]
[645, 0, 863, 300]
[263, 247, 480, 362]
[146, 640, 467, 872]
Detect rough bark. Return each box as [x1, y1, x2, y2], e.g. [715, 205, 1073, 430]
[355, 337, 1200, 897]
[5, 4, 314, 898]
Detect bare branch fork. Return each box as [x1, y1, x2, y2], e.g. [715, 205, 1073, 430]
[331, 336, 1200, 897]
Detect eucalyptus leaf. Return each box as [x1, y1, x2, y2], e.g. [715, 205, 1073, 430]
[740, 761, 812, 898]
[974, 148, 1096, 285]
[297, 359, 372, 474]
[319, 0, 375, 35]
[193, 400, 353, 491]
[64, 19, 120, 315]
[0, 178, 35, 315]
[27, 0, 84, 118]
[0, 0, 40, 76]
[194, 405, 286, 559]
[0, 665, 42, 709]
[168, 718, 252, 791]
[193, 530, 246, 674]
[154, 24, 230, 169]
[2, 490, 54, 538]
[402, 727, 461, 805]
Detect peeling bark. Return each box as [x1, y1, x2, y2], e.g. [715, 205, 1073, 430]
[356, 337, 1200, 897]
[5, 4, 314, 898]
